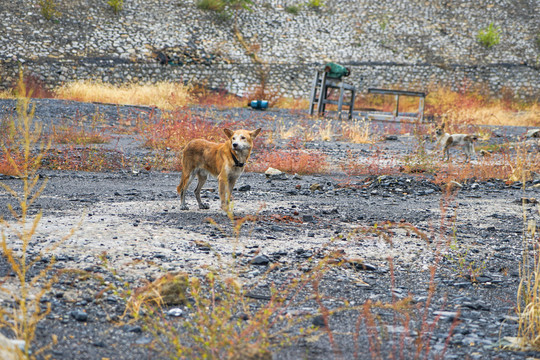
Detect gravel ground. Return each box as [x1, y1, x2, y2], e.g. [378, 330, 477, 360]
[1, 99, 540, 359]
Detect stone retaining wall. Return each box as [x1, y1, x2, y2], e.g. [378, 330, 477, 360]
[1, 0, 538, 99]
[1, 59, 537, 99]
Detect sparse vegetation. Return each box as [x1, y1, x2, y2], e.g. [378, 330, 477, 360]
[107, 0, 124, 14]
[196, 0, 225, 12]
[426, 86, 539, 127]
[0, 72, 73, 359]
[305, 0, 323, 9]
[285, 5, 301, 14]
[476, 22, 501, 48]
[38, 0, 61, 21]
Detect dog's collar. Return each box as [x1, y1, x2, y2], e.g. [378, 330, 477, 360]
[231, 150, 245, 167]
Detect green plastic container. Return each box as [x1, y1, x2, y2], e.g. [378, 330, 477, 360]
[324, 62, 350, 79]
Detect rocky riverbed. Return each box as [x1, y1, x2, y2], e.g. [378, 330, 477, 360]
[0, 99, 540, 359]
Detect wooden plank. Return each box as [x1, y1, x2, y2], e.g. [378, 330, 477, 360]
[368, 88, 426, 97]
[318, 71, 328, 114]
[308, 71, 320, 115]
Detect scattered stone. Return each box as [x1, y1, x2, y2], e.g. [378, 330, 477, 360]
[349, 259, 378, 271]
[385, 135, 398, 141]
[526, 129, 540, 138]
[251, 254, 270, 266]
[70, 310, 88, 322]
[434, 311, 459, 322]
[167, 308, 183, 317]
[302, 214, 315, 222]
[135, 336, 153, 345]
[123, 325, 143, 333]
[0, 333, 24, 360]
[310, 183, 323, 191]
[265, 167, 287, 180]
[238, 184, 251, 192]
[312, 315, 326, 327]
[462, 301, 491, 311]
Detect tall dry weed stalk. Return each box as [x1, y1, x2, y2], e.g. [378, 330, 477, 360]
[515, 203, 540, 350]
[508, 141, 540, 183]
[0, 71, 75, 358]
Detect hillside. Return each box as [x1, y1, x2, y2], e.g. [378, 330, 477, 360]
[0, 0, 539, 97]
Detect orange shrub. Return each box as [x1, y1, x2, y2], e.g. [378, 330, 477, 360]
[0, 152, 20, 176]
[139, 109, 245, 151]
[248, 148, 329, 174]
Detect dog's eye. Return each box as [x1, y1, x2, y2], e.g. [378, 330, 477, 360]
[241, 136, 246, 140]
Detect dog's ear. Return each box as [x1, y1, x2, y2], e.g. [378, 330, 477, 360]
[223, 128, 234, 138]
[251, 128, 261, 138]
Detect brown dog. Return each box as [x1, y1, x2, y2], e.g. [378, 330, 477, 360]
[177, 128, 261, 212]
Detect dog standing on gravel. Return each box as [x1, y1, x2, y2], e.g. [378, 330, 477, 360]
[435, 127, 477, 163]
[177, 128, 261, 212]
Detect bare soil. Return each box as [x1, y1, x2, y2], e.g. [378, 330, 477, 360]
[1, 99, 539, 359]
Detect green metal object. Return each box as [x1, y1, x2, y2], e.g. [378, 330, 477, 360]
[324, 62, 350, 79]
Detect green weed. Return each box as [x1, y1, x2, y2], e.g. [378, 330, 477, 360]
[38, 0, 61, 21]
[285, 5, 301, 14]
[107, 0, 124, 14]
[477, 22, 501, 48]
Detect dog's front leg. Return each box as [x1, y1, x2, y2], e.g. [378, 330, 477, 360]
[218, 173, 231, 212]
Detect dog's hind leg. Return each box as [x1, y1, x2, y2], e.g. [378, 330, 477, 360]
[194, 172, 210, 209]
[177, 171, 194, 210]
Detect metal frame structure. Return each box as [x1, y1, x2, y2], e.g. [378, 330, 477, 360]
[367, 88, 426, 122]
[309, 70, 356, 120]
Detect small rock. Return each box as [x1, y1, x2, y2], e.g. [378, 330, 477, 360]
[167, 308, 183, 317]
[70, 310, 88, 322]
[310, 183, 323, 191]
[0, 333, 25, 360]
[349, 260, 377, 271]
[462, 301, 491, 311]
[251, 255, 270, 266]
[238, 184, 251, 192]
[265, 167, 288, 180]
[526, 129, 540, 138]
[135, 336, 153, 345]
[312, 315, 326, 327]
[433, 311, 459, 322]
[302, 214, 315, 222]
[385, 135, 398, 141]
[124, 325, 142, 333]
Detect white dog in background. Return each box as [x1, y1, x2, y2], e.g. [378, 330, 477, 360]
[435, 127, 477, 163]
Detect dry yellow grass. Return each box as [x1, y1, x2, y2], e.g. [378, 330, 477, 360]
[55, 81, 193, 110]
[0, 89, 14, 99]
[274, 97, 309, 110]
[342, 119, 374, 143]
[443, 105, 540, 127]
[426, 87, 539, 127]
